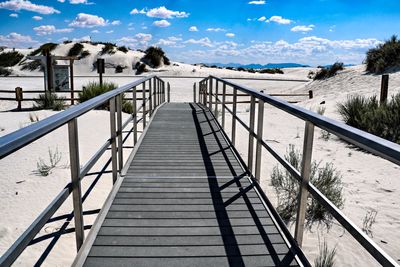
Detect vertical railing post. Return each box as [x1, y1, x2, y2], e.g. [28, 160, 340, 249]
[142, 82, 146, 129]
[153, 78, 157, 107]
[157, 79, 161, 105]
[255, 99, 264, 181]
[116, 94, 123, 172]
[132, 86, 137, 144]
[198, 82, 201, 104]
[209, 78, 213, 111]
[204, 80, 207, 105]
[294, 121, 315, 247]
[222, 83, 226, 129]
[149, 79, 153, 116]
[167, 82, 170, 103]
[214, 80, 219, 118]
[109, 97, 118, 184]
[193, 83, 196, 103]
[232, 87, 237, 145]
[248, 95, 256, 173]
[68, 118, 84, 251]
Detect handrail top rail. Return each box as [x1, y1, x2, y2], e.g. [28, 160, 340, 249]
[0, 75, 159, 159]
[206, 75, 400, 166]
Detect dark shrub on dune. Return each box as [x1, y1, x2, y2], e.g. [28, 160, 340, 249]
[312, 62, 344, 80]
[100, 43, 116, 55]
[142, 46, 169, 68]
[20, 59, 43, 71]
[0, 51, 24, 67]
[117, 46, 129, 53]
[0, 67, 12, 76]
[365, 35, 400, 74]
[259, 68, 284, 74]
[29, 43, 58, 56]
[68, 43, 84, 57]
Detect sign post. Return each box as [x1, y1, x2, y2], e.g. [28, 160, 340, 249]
[97, 58, 105, 87]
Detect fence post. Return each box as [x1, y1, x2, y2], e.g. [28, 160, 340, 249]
[308, 90, 313, 99]
[70, 59, 75, 106]
[209, 78, 213, 111]
[148, 79, 153, 116]
[214, 80, 219, 117]
[116, 94, 123, 172]
[294, 121, 315, 247]
[222, 83, 226, 129]
[15, 87, 23, 111]
[255, 99, 264, 182]
[380, 74, 389, 104]
[193, 83, 196, 103]
[248, 95, 256, 173]
[232, 87, 237, 145]
[132, 86, 137, 144]
[142, 82, 146, 129]
[109, 97, 118, 184]
[204, 80, 207, 105]
[67, 118, 84, 251]
[167, 82, 170, 103]
[198, 82, 201, 104]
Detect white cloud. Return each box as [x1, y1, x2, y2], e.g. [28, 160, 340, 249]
[33, 25, 73, 35]
[157, 36, 184, 47]
[189, 26, 198, 32]
[226, 33, 235, 38]
[111, 20, 121, 26]
[91, 30, 99, 33]
[257, 16, 266, 22]
[69, 0, 93, 4]
[206, 28, 226, 32]
[184, 37, 213, 47]
[118, 33, 153, 48]
[69, 13, 108, 28]
[0, 32, 38, 48]
[0, 0, 60, 14]
[153, 20, 171, 27]
[32, 15, 42, 20]
[106, 30, 113, 34]
[291, 25, 315, 32]
[266, 15, 292, 25]
[72, 35, 91, 42]
[248, 0, 265, 4]
[9, 13, 18, 17]
[57, 0, 65, 2]
[131, 6, 189, 19]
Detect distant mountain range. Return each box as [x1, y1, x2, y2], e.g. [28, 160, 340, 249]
[202, 63, 311, 69]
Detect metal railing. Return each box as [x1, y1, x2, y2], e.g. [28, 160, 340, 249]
[197, 75, 400, 267]
[0, 75, 168, 266]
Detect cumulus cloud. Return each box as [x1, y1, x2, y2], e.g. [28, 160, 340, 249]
[153, 20, 171, 27]
[157, 36, 184, 47]
[118, 33, 153, 48]
[72, 35, 91, 42]
[248, 0, 265, 4]
[189, 26, 198, 32]
[225, 33, 235, 38]
[0, 0, 60, 15]
[33, 25, 73, 35]
[131, 6, 189, 19]
[69, 0, 93, 4]
[9, 13, 18, 17]
[111, 20, 121, 26]
[257, 16, 266, 22]
[69, 13, 108, 28]
[291, 25, 315, 32]
[266, 16, 292, 25]
[206, 28, 226, 32]
[0, 32, 38, 48]
[32, 15, 42, 20]
[184, 37, 213, 47]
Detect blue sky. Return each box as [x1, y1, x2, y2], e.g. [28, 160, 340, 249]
[0, 0, 399, 65]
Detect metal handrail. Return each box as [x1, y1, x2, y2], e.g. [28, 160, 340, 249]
[0, 75, 168, 266]
[198, 75, 400, 267]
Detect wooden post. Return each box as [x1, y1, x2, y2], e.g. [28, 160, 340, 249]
[380, 74, 389, 104]
[193, 83, 196, 103]
[149, 79, 153, 116]
[45, 50, 53, 92]
[97, 58, 105, 87]
[70, 59, 75, 105]
[142, 82, 146, 128]
[308, 90, 313, 99]
[15, 87, 23, 111]
[132, 86, 137, 144]
[109, 97, 118, 184]
[167, 82, 171, 103]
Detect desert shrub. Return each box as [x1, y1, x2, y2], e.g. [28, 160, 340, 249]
[247, 68, 256, 73]
[226, 66, 235, 70]
[136, 63, 147, 75]
[117, 46, 128, 53]
[63, 40, 72, 44]
[80, 50, 90, 59]
[271, 145, 344, 227]
[163, 55, 170, 65]
[259, 68, 284, 74]
[0, 67, 12, 76]
[29, 43, 58, 56]
[142, 46, 168, 68]
[314, 239, 336, 267]
[115, 65, 125, 73]
[68, 43, 84, 57]
[0, 51, 24, 67]
[313, 62, 344, 80]
[237, 67, 245, 71]
[20, 59, 43, 71]
[34, 147, 62, 176]
[34, 92, 65, 111]
[338, 93, 400, 143]
[365, 35, 400, 74]
[100, 43, 116, 55]
[79, 81, 132, 113]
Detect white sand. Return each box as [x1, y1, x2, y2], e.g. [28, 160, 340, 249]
[1, 47, 400, 266]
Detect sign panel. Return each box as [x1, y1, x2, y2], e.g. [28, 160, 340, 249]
[97, 58, 105, 74]
[53, 65, 69, 91]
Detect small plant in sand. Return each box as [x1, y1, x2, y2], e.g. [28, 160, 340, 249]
[311, 62, 344, 80]
[29, 113, 40, 122]
[316, 106, 330, 140]
[362, 209, 378, 237]
[35, 147, 62, 176]
[314, 239, 336, 267]
[34, 92, 65, 111]
[271, 144, 344, 227]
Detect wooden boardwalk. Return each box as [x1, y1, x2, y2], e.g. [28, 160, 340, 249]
[74, 103, 307, 267]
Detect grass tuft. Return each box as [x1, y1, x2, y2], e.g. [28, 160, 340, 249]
[34, 92, 65, 111]
[311, 62, 344, 80]
[365, 35, 400, 74]
[314, 239, 336, 267]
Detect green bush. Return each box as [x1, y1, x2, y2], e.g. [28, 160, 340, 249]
[34, 92, 65, 111]
[117, 46, 128, 53]
[365, 35, 400, 74]
[259, 68, 284, 74]
[338, 94, 400, 143]
[115, 65, 125, 73]
[68, 43, 84, 57]
[0, 51, 24, 67]
[136, 63, 147, 75]
[0, 67, 12, 76]
[29, 43, 58, 56]
[20, 59, 43, 71]
[79, 81, 133, 113]
[100, 43, 116, 55]
[312, 62, 344, 80]
[271, 145, 344, 227]
[80, 50, 90, 59]
[142, 46, 169, 68]
[163, 55, 170, 65]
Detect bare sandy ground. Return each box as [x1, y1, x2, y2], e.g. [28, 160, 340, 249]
[0, 65, 399, 266]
